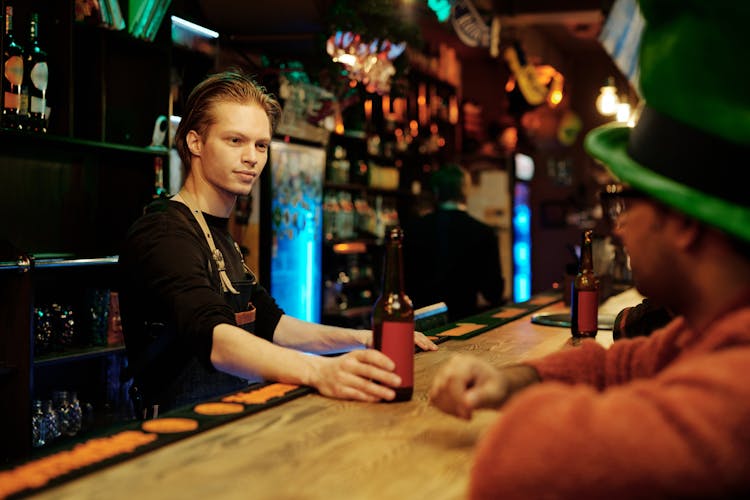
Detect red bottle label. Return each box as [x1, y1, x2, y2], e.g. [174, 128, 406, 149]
[577, 290, 598, 332]
[380, 321, 414, 387]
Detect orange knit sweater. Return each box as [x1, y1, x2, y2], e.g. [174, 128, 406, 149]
[470, 306, 750, 499]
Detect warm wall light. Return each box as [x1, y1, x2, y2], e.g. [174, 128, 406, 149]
[616, 101, 631, 123]
[364, 98, 373, 122]
[596, 77, 620, 116]
[547, 72, 564, 107]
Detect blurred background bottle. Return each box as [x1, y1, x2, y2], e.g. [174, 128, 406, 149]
[571, 229, 600, 338]
[31, 399, 47, 448]
[26, 12, 49, 132]
[42, 399, 61, 443]
[2, 5, 24, 130]
[372, 226, 414, 402]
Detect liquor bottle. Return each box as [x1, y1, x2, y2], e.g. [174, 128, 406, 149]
[26, 12, 48, 133]
[570, 229, 600, 338]
[2, 5, 24, 130]
[153, 156, 167, 198]
[372, 226, 414, 401]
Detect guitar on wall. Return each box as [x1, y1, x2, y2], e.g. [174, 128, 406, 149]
[504, 41, 548, 114]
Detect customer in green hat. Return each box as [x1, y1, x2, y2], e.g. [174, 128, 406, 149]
[428, 0, 750, 497]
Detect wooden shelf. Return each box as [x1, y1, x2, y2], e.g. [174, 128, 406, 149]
[35, 256, 120, 269]
[1, 256, 119, 273]
[0, 129, 168, 158]
[35, 345, 126, 368]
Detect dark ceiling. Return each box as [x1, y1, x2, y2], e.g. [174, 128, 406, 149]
[195, 0, 611, 62]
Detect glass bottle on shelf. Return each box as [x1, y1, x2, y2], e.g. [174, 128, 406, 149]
[570, 229, 600, 338]
[42, 399, 61, 442]
[323, 191, 339, 240]
[372, 226, 414, 402]
[336, 191, 355, 239]
[328, 145, 350, 184]
[2, 5, 24, 130]
[68, 391, 83, 435]
[52, 390, 72, 437]
[33, 305, 54, 355]
[31, 399, 47, 448]
[25, 12, 48, 133]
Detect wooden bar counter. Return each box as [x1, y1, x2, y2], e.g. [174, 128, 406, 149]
[24, 295, 624, 500]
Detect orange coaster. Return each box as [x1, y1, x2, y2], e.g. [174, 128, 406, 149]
[142, 417, 199, 434]
[436, 323, 485, 337]
[222, 383, 299, 405]
[193, 402, 245, 415]
[492, 307, 527, 319]
[0, 431, 157, 499]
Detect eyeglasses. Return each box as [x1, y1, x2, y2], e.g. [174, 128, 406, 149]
[599, 184, 648, 228]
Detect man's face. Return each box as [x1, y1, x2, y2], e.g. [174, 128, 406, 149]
[613, 198, 675, 303]
[189, 101, 271, 198]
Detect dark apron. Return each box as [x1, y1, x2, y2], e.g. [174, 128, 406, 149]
[131, 278, 260, 418]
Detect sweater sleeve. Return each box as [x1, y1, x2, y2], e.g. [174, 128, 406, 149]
[525, 317, 689, 390]
[470, 312, 750, 498]
[470, 346, 750, 499]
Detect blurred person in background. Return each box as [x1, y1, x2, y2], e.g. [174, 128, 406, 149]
[403, 163, 504, 321]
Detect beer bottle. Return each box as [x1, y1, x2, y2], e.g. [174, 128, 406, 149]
[372, 226, 414, 401]
[570, 229, 600, 338]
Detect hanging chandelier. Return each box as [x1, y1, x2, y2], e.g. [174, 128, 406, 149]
[326, 31, 406, 95]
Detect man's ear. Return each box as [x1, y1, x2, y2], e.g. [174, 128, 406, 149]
[671, 211, 702, 251]
[186, 130, 202, 156]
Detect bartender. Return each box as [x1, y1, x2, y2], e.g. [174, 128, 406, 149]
[119, 69, 436, 416]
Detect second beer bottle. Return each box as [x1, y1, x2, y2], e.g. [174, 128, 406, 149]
[372, 226, 414, 402]
[570, 229, 600, 338]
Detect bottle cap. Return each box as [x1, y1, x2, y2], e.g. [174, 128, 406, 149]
[388, 226, 404, 241]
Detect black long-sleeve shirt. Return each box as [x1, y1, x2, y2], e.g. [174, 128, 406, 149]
[119, 198, 283, 410]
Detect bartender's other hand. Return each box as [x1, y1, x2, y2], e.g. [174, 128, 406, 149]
[428, 354, 509, 419]
[415, 331, 438, 351]
[361, 330, 437, 352]
[311, 349, 401, 402]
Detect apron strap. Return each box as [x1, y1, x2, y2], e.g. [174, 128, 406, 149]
[173, 190, 241, 295]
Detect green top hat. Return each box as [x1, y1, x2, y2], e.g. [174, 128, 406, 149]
[585, 0, 750, 243]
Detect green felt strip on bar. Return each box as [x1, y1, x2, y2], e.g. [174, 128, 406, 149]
[423, 291, 563, 341]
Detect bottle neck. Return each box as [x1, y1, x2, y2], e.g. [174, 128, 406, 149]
[579, 231, 594, 272]
[381, 240, 405, 295]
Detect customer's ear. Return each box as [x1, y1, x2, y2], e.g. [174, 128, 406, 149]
[670, 211, 702, 251]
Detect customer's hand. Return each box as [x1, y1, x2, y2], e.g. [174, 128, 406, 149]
[310, 349, 401, 402]
[429, 355, 540, 419]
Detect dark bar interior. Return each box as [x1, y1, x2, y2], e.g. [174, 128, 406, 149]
[2, 1, 749, 498]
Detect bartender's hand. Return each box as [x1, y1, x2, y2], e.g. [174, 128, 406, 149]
[414, 331, 439, 351]
[428, 355, 540, 419]
[309, 349, 402, 402]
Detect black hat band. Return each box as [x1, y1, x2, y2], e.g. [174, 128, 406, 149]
[626, 106, 749, 207]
